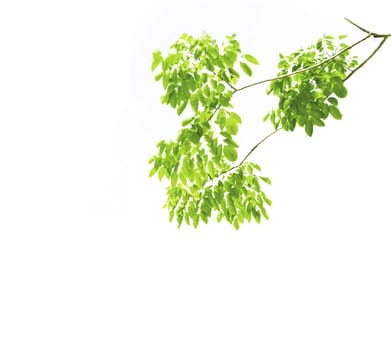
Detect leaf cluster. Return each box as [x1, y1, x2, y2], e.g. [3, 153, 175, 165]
[150, 32, 362, 229]
[264, 35, 358, 136]
[149, 33, 267, 229]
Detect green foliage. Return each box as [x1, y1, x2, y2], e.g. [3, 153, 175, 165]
[149, 33, 265, 229]
[264, 35, 359, 136]
[150, 31, 360, 229]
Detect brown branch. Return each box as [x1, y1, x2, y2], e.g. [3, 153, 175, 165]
[344, 36, 388, 81]
[236, 127, 282, 167]
[344, 18, 371, 34]
[211, 19, 390, 182]
[344, 18, 391, 38]
[215, 128, 282, 178]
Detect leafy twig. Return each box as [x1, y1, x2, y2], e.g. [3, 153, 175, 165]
[214, 128, 282, 178]
[234, 34, 371, 93]
[216, 19, 391, 180]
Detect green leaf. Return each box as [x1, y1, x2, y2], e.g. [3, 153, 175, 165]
[168, 91, 177, 108]
[229, 112, 242, 124]
[151, 50, 163, 72]
[217, 212, 223, 223]
[176, 100, 188, 116]
[190, 94, 199, 112]
[305, 122, 313, 137]
[260, 176, 271, 185]
[253, 209, 260, 223]
[329, 105, 342, 120]
[260, 206, 270, 220]
[193, 215, 200, 228]
[328, 97, 338, 106]
[154, 71, 164, 81]
[223, 145, 238, 162]
[217, 83, 225, 93]
[158, 167, 168, 181]
[181, 117, 193, 126]
[244, 54, 259, 65]
[149, 167, 157, 177]
[333, 81, 348, 98]
[225, 117, 239, 135]
[239, 61, 252, 76]
[169, 210, 175, 222]
[263, 196, 272, 206]
[312, 117, 325, 127]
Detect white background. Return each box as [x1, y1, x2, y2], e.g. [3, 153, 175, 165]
[1, 0, 391, 349]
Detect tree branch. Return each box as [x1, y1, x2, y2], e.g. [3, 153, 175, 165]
[236, 127, 282, 168]
[215, 128, 282, 178]
[344, 36, 388, 81]
[233, 34, 371, 93]
[344, 18, 371, 34]
[344, 18, 391, 38]
[211, 19, 390, 182]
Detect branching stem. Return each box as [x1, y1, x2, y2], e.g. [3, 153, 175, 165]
[213, 19, 390, 180]
[344, 36, 388, 81]
[234, 34, 370, 93]
[217, 128, 282, 178]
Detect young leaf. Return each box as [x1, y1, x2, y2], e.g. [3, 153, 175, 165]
[223, 145, 238, 162]
[239, 61, 252, 76]
[333, 82, 348, 98]
[244, 54, 259, 65]
[229, 112, 242, 124]
[329, 105, 342, 120]
[176, 100, 188, 116]
[149, 167, 157, 178]
[260, 176, 271, 185]
[154, 71, 164, 82]
[225, 117, 239, 135]
[190, 94, 199, 112]
[305, 122, 313, 137]
[151, 50, 163, 72]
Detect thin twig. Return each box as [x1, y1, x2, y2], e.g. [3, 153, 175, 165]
[344, 36, 388, 81]
[226, 81, 238, 92]
[344, 18, 371, 34]
[345, 18, 391, 38]
[216, 128, 282, 178]
[236, 128, 282, 168]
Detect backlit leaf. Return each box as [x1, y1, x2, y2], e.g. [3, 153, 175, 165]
[239, 61, 252, 76]
[223, 145, 238, 162]
[244, 54, 259, 65]
[329, 105, 342, 120]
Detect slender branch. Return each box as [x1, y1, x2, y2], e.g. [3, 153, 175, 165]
[216, 128, 282, 178]
[344, 36, 388, 81]
[226, 81, 238, 92]
[211, 19, 390, 182]
[236, 127, 282, 167]
[206, 105, 220, 123]
[344, 18, 371, 34]
[345, 18, 391, 38]
[234, 34, 371, 93]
